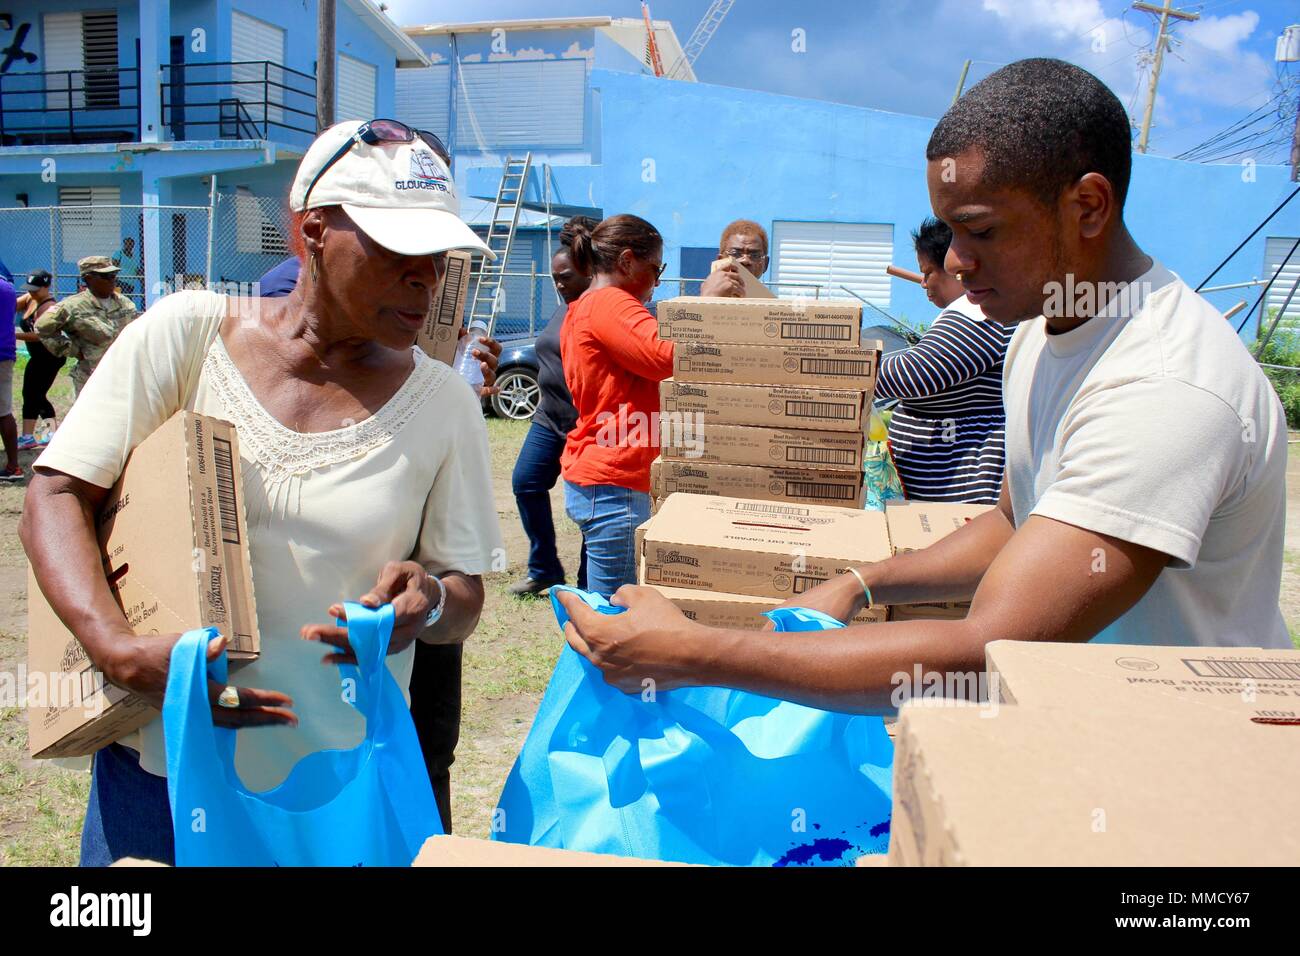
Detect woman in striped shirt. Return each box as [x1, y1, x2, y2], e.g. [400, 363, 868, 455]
[875, 218, 1014, 504]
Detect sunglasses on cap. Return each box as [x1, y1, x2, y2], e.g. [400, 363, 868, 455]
[302, 119, 452, 208]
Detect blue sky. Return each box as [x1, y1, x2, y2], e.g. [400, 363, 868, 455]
[384, 0, 1299, 165]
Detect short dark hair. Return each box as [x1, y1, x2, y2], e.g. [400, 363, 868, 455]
[927, 58, 1133, 210]
[911, 217, 952, 267]
[718, 219, 768, 256]
[567, 214, 662, 277]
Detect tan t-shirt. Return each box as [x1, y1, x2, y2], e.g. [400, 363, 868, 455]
[1003, 262, 1289, 649]
[37, 290, 504, 789]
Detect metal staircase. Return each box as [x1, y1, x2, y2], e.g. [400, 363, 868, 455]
[467, 152, 532, 335]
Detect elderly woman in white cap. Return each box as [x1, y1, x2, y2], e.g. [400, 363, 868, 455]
[20, 120, 504, 866]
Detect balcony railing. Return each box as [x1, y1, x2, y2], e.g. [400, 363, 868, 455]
[162, 61, 317, 142]
[0, 67, 141, 145]
[0, 61, 317, 146]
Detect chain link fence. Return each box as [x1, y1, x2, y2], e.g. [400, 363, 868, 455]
[208, 190, 296, 293]
[0, 204, 211, 310]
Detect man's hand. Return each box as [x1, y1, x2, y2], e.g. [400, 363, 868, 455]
[773, 570, 868, 624]
[305, 560, 440, 665]
[699, 260, 745, 298]
[557, 586, 706, 694]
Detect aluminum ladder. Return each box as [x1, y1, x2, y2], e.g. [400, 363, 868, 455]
[467, 152, 532, 335]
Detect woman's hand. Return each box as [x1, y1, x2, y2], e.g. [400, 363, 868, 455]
[304, 560, 438, 665]
[103, 632, 297, 728]
[459, 330, 503, 398]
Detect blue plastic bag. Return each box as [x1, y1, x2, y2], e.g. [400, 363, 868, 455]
[493, 587, 893, 867]
[163, 602, 442, 866]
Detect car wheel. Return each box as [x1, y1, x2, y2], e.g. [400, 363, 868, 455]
[490, 368, 541, 420]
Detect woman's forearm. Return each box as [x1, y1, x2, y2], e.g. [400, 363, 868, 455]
[19, 473, 136, 671]
[421, 571, 484, 645]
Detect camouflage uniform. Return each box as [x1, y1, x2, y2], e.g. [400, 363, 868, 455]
[34, 260, 137, 397]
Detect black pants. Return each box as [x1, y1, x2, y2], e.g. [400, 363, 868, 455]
[408, 641, 462, 833]
[22, 351, 63, 421]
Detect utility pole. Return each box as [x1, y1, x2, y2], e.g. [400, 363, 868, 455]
[952, 59, 972, 105]
[1290, 96, 1299, 182]
[1133, 0, 1199, 154]
[316, 0, 336, 131]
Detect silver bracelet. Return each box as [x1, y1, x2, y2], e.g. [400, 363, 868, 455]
[425, 573, 447, 627]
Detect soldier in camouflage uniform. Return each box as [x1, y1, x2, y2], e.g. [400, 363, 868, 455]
[35, 255, 137, 398]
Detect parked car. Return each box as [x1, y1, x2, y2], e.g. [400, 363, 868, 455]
[487, 337, 541, 420]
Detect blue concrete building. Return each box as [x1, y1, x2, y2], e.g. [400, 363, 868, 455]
[0, 0, 426, 303]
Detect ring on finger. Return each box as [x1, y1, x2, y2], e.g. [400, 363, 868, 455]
[217, 685, 241, 709]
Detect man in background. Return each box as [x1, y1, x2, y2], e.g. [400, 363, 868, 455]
[35, 256, 137, 400]
[698, 219, 770, 297]
[112, 237, 140, 299]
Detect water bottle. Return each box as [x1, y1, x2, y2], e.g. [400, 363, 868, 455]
[454, 321, 489, 389]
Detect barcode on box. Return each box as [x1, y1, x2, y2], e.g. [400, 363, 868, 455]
[785, 400, 856, 420]
[787, 446, 857, 466]
[785, 481, 856, 501]
[799, 357, 871, 377]
[435, 255, 465, 325]
[212, 437, 240, 546]
[793, 574, 828, 594]
[1182, 659, 1300, 680]
[782, 322, 851, 341]
[734, 502, 810, 517]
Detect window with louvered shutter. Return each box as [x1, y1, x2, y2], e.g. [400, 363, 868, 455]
[771, 221, 894, 306]
[58, 185, 122, 264]
[455, 60, 585, 149]
[1263, 237, 1300, 326]
[231, 11, 284, 128]
[336, 54, 376, 122]
[395, 66, 451, 140]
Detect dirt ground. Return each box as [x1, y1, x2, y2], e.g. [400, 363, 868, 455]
[1, 362, 1297, 864]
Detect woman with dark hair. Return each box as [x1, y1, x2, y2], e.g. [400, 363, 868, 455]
[20, 120, 503, 864]
[507, 217, 595, 597]
[873, 216, 1013, 504]
[560, 214, 673, 596]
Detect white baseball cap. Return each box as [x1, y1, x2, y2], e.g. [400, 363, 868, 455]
[290, 120, 495, 260]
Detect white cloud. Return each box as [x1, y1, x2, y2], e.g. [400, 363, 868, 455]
[981, 0, 1108, 39]
[1185, 11, 1260, 54]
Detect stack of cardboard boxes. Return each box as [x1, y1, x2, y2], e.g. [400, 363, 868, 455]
[653, 294, 882, 511]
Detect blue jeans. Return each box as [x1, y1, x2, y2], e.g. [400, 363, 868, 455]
[513, 422, 586, 587]
[563, 481, 650, 598]
[80, 743, 175, 866]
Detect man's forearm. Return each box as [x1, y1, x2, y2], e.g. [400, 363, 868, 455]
[688, 618, 987, 714]
[861, 506, 1015, 606]
[421, 572, 484, 645]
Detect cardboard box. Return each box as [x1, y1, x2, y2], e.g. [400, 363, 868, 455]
[413, 835, 689, 867]
[27, 411, 259, 759]
[673, 341, 881, 391]
[885, 500, 994, 554]
[415, 250, 471, 365]
[661, 380, 871, 433]
[645, 584, 888, 630]
[888, 702, 1300, 866]
[650, 457, 864, 509]
[889, 602, 969, 622]
[985, 640, 1300, 722]
[660, 421, 865, 472]
[657, 296, 861, 347]
[711, 255, 776, 298]
[640, 493, 892, 599]
[885, 501, 993, 620]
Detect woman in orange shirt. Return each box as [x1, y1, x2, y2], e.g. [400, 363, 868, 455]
[560, 215, 673, 596]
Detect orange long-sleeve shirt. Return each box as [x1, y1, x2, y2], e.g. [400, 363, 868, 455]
[560, 286, 675, 493]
